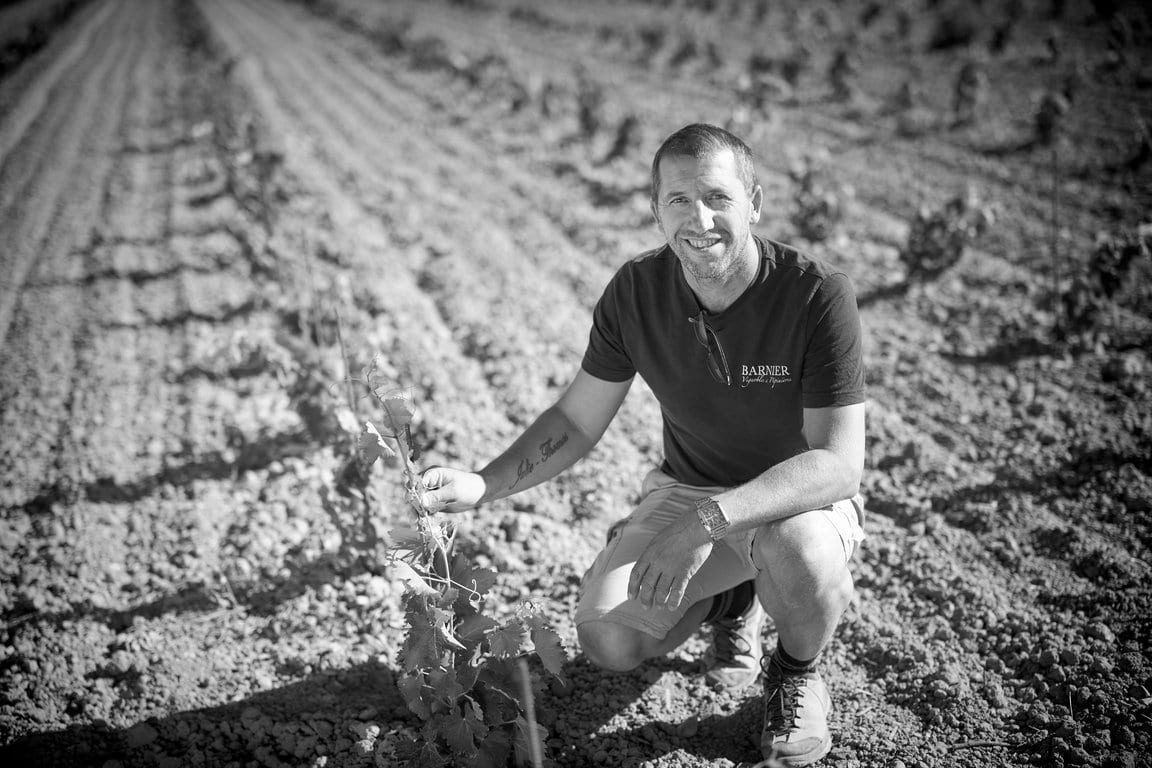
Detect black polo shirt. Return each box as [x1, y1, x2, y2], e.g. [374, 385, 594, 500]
[581, 236, 865, 487]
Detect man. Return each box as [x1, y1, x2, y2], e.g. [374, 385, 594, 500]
[419, 123, 866, 766]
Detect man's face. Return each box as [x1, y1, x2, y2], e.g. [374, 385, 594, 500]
[651, 149, 763, 283]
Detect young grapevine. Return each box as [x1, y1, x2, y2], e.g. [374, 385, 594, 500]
[354, 359, 565, 767]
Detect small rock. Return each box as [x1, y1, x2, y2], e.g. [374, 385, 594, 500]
[1086, 623, 1115, 643]
[350, 721, 379, 742]
[124, 723, 159, 749]
[1066, 747, 1090, 766]
[1117, 652, 1144, 674]
[1112, 726, 1135, 746]
[985, 682, 1009, 709]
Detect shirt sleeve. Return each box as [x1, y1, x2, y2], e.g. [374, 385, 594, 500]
[801, 272, 866, 408]
[580, 272, 637, 382]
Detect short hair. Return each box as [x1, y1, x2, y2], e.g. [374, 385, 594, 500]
[650, 123, 758, 204]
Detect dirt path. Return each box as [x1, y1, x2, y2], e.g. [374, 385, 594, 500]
[2, 1, 1150, 767]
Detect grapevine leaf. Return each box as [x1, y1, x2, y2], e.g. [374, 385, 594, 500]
[400, 611, 441, 671]
[530, 626, 567, 680]
[387, 526, 424, 551]
[439, 699, 488, 756]
[450, 559, 498, 614]
[427, 604, 465, 646]
[358, 421, 395, 465]
[392, 561, 439, 598]
[450, 555, 498, 597]
[464, 698, 488, 734]
[456, 657, 481, 694]
[520, 609, 549, 633]
[397, 671, 432, 720]
[408, 740, 448, 768]
[512, 714, 548, 768]
[457, 614, 498, 645]
[428, 667, 465, 707]
[489, 618, 532, 659]
[473, 726, 512, 768]
[426, 603, 451, 626]
[382, 388, 416, 431]
[475, 665, 520, 726]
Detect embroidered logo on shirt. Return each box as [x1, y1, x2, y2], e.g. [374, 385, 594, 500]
[740, 364, 793, 389]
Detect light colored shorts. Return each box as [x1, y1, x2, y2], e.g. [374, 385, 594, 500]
[574, 467, 865, 639]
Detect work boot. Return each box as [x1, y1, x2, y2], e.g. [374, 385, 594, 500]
[760, 658, 832, 765]
[704, 587, 765, 690]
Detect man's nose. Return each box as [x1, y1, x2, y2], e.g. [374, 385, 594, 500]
[688, 200, 714, 229]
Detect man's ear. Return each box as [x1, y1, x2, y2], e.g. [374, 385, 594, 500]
[749, 184, 764, 224]
[650, 198, 660, 227]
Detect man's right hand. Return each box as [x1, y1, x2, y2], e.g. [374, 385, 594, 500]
[418, 467, 487, 513]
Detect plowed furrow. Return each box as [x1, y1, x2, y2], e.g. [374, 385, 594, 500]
[0, 0, 134, 351]
[0, 0, 156, 509]
[0, 0, 116, 160]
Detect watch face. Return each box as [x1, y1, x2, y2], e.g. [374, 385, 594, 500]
[698, 499, 727, 539]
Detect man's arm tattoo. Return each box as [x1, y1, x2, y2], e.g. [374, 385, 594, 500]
[508, 431, 570, 490]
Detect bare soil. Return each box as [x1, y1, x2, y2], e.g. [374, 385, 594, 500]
[1, 1, 1150, 767]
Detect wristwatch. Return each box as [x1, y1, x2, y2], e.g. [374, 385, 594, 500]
[695, 497, 730, 541]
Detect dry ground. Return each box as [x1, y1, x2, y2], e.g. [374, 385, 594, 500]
[1, 0, 1151, 766]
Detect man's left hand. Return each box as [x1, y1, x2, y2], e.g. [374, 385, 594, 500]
[627, 512, 714, 610]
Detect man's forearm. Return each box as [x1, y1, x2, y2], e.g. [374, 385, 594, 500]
[476, 406, 596, 505]
[713, 449, 861, 535]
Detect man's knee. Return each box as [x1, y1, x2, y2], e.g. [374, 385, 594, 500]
[751, 511, 848, 584]
[577, 620, 648, 672]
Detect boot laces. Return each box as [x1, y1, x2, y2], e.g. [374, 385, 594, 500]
[763, 662, 802, 732]
[711, 614, 753, 664]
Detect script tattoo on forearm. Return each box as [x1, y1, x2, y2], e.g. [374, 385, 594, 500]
[508, 432, 570, 490]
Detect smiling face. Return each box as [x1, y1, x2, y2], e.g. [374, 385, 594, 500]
[651, 148, 763, 288]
